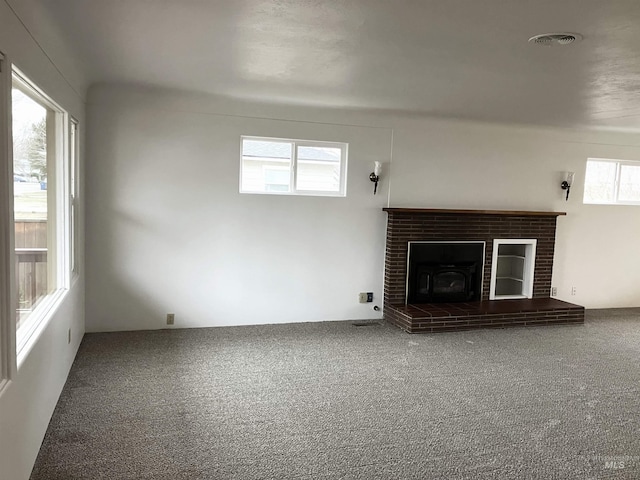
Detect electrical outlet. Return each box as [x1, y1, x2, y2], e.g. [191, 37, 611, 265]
[166, 313, 175, 325]
[571, 286, 577, 296]
[366, 292, 373, 302]
[358, 293, 367, 303]
[551, 287, 557, 297]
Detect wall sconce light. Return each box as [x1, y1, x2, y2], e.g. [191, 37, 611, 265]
[370, 161, 381, 194]
[561, 171, 575, 201]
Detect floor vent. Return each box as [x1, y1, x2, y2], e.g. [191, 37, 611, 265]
[528, 33, 582, 46]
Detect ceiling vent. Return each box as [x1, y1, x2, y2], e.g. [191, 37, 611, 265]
[528, 33, 582, 46]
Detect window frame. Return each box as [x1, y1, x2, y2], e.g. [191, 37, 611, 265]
[0, 51, 16, 389]
[69, 117, 79, 276]
[239, 135, 348, 197]
[584, 157, 640, 206]
[11, 67, 71, 363]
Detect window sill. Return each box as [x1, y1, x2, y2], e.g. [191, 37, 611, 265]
[17, 288, 69, 369]
[240, 190, 346, 197]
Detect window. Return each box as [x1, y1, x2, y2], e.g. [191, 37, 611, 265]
[70, 118, 79, 275]
[584, 158, 640, 205]
[12, 68, 69, 353]
[0, 51, 12, 385]
[240, 136, 347, 196]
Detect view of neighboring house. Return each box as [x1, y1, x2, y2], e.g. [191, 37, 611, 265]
[241, 138, 344, 194]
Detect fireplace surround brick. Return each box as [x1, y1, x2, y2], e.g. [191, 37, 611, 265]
[382, 208, 584, 333]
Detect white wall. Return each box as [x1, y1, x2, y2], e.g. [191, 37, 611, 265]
[389, 118, 640, 307]
[86, 86, 391, 331]
[87, 85, 640, 335]
[0, 3, 85, 480]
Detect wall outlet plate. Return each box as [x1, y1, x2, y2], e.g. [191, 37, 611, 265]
[551, 287, 557, 296]
[166, 313, 175, 325]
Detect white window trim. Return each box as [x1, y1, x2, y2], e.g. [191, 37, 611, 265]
[70, 117, 79, 278]
[16, 288, 68, 365]
[0, 51, 17, 390]
[239, 135, 348, 197]
[11, 67, 71, 365]
[584, 157, 640, 206]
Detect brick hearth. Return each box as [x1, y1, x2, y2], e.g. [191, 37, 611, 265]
[382, 208, 585, 333]
[386, 298, 584, 334]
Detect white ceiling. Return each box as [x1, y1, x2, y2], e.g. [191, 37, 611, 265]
[30, 0, 640, 130]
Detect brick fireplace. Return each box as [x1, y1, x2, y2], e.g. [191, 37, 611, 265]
[383, 208, 585, 333]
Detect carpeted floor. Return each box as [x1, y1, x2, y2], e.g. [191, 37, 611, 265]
[31, 310, 640, 479]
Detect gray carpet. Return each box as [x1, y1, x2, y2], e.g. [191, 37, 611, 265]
[31, 310, 640, 479]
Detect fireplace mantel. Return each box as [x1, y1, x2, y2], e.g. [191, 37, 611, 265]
[383, 208, 566, 217]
